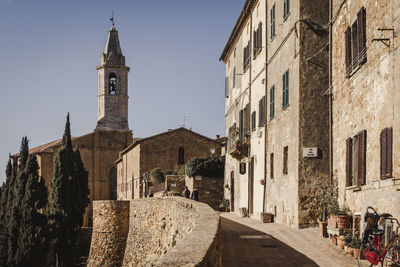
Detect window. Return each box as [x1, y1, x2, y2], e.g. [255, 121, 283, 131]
[234, 48, 236, 58]
[345, 7, 366, 77]
[283, 146, 288, 174]
[283, 0, 290, 20]
[258, 96, 266, 126]
[270, 85, 275, 119]
[270, 153, 274, 179]
[282, 70, 289, 109]
[225, 76, 229, 98]
[346, 130, 367, 186]
[178, 147, 184, 165]
[109, 73, 117, 95]
[243, 41, 250, 72]
[270, 3, 276, 40]
[233, 67, 236, 88]
[251, 111, 256, 131]
[253, 22, 262, 59]
[380, 127, 392, 179]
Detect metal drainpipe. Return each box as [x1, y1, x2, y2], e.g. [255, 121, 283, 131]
[262, 0, 268, 214]
[247, 12, 252, 218]
[329, 0, 333, 184]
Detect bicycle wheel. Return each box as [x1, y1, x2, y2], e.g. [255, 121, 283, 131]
[382, 246, 400, 267]
[358, 242, 373, 267]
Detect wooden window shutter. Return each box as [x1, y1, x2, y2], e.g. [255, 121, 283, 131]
[346, 137, 353, 186]
[243, 47, 246, 71]
[258, 98, 262, 126]
[253, 30, 257, 58]
[380, 129, 387, 179]
[386, 127, 393, 178]
[357, 7, 367, 64]
[345, 27, 352, 76]
[225, 77, 229, 98]
[239, 110, 243, 142]
[251, 111, 256, 131]
[357, 130, 367, 186]
[258, 22, 262, 52]
[246, 104, 250, 133]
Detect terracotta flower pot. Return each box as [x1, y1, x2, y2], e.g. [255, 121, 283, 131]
[345, 246, 353, 255]
[331, 235, 337, 245]
[259, 179, 265, 186]
[337, 215, 351, 230]
[337, 236, 345, 249]
[328, 215, 337, 228]
[353, 248, 360, 259]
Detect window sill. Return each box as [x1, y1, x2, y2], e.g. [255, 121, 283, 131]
[345, 185, 361, 192]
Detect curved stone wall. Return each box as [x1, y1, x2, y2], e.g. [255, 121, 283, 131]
[87, 201, 130, 267]
[87, 197, 221, 267]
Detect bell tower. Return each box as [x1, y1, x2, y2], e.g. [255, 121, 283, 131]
[96, 24, 130, 131]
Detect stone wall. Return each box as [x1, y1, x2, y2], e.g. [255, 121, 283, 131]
[87, 201, 130, 267]
[186, 175, 224, 210]
[331, 0, 400, 221]
[87, 197, 221, 267]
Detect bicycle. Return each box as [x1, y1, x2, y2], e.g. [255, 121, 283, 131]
[358, 206, 400, 267]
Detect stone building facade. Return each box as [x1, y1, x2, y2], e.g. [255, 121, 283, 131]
[331, 0, 400, 220]
[115, 128, 223, 200]
[20, 26, 133, 225]
[221, 0, 330, 228]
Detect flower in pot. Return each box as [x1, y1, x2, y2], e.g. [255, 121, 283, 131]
[218, 199, 230, 212]
[344, 234, 353, 253]
[351, 236, 362, 259]
[337, 235, 345, 249]
[259, 179, 265, 186]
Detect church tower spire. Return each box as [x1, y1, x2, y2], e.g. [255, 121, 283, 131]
[95, 25, 130, 131]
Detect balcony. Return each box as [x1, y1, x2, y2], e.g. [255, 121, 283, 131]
[227, 131, 249, 160]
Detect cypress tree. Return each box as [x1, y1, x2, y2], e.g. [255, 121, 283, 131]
[49, 114, 90, 266]
[0, 157, 12, 266]
[16, 154, 48, 267]
[8, 137, 30, 266]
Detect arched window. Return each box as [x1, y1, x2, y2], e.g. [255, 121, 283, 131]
[178, 147, 184, 165]
[109, 166, 117, 200]
[109, 73, 117, 95]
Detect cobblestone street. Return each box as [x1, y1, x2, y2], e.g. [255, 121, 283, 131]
[221, 213, 357, 267]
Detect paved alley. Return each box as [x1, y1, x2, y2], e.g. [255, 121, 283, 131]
[220, 213, 357, 267]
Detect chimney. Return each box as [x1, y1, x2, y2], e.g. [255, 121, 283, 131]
[216, 135, 220, 139]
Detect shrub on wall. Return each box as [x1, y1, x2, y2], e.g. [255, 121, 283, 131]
[150, 168, 165, 184]
[185, 155, 225, 178]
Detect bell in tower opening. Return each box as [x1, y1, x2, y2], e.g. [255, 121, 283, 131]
[109, 73, 117, 95]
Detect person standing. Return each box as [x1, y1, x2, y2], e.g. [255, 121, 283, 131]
[191, 188, 199, 201]
[182, 186, 190, 198]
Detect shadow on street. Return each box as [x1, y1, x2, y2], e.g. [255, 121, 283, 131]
[221, 217, 319, 267]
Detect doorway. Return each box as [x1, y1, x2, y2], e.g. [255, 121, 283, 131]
[248, 158, 254, 215]
[230, 171, 235, 212]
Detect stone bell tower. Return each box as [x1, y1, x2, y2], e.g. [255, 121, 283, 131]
[96, 24, 130, 131]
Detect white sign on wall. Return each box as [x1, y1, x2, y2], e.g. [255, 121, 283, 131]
[195, 177, 202, 181]
[171, 183, 176, 187]
[303, 147, 318, 158]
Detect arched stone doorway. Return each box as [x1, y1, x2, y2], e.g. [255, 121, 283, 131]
[109, 166, 117, 200]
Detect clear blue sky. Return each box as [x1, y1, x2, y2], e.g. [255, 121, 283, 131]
[0, 0, 244, 183]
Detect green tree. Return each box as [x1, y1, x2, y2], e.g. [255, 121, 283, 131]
[16, 154, 48, 266]
[150, 168, 165, 184]
[49, 114, 90, 266]
[8, 137, 30, 266]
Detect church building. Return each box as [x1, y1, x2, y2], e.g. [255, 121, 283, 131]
[24, 25, 133, 226]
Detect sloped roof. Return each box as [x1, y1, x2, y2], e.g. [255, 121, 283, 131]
[119, 127, 222, 156]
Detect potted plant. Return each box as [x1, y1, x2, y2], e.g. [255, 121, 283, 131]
[218, 199, 230, 212]
[336, 206, 351, 230]
[344, 234, 353, 254]
[259, 179, 265, 186]
[337, 235, 345, 249]
[351, 236, 361, 259]
[224, 183, 230, 190]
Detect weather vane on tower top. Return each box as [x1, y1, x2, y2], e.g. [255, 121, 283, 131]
[110, 11, 115, 28]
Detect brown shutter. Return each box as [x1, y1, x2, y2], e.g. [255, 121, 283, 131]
[346, 137, 353, 186]
[345, 27, 352, 76]
[386, 127, 393, 178]
[380, 129, 387, 179]
[357, 130, 367, 186]
[357, 7, 367, 64]
[253, 30, 257, 58]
